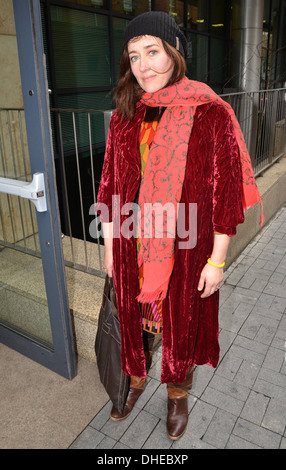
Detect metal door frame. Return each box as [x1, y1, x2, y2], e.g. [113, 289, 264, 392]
[0, 0, 76, 379]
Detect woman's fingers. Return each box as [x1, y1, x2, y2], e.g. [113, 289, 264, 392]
[198, 264, 223, 298]
[103, 247, 113, 278]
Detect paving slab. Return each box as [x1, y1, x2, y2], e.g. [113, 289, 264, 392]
[70, 207, 286, 450]
[2, 207, 286, 450]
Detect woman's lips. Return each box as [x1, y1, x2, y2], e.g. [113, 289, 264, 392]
[143, 75, 156, 82]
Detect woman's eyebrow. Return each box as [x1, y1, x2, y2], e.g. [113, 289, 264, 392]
[128, 44, 159, 55]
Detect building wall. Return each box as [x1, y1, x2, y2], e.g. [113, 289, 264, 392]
[0, 0, 23, 109]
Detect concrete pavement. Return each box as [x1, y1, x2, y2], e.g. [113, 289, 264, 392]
[69, 206, 286, 450]
[2, 206, 286, 449]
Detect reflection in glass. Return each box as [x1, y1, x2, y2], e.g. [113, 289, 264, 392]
[156, 1, 184, 25]
[60, 0, 108, 9]
[113, 0, 150, 15]
[210, 0, 226, 36]
[187, 0, 208, 32]
[0, 202, 53, 348]
[56, 92, 112, 150]
[113, 17, 129, 82]
[269, 0, 283, 87]
[186, 33, 208, 82]
[261, 0, 286, 88]
[210, 38, 227, 88]
[276, 2, 286, 87]
[0, 115, 46, 345]
[51, 6, 110, 88]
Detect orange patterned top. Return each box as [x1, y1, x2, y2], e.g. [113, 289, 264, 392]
[138, 119, 162, 335]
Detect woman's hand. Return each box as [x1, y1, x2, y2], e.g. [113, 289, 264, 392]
[102, 222, 113, 278]
[197, 233, 230, 298]
[197, 263, 224, 298]
[103, 246, 113, 278]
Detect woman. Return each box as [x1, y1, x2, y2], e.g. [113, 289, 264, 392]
[96, 11, 262, 440]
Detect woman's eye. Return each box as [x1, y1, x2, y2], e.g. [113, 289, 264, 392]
[130, 56, 138, 62]
[149, 50, 158, 56]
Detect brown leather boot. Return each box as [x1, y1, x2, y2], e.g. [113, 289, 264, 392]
[110, 376, 146, 422]
[166, 366, 195, 440]
[166, 386, 188, 440]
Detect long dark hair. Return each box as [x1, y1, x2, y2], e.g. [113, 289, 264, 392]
[112, 39, 187, 121]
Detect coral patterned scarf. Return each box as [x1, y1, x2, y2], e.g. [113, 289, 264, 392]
[136, 77, 263, 303]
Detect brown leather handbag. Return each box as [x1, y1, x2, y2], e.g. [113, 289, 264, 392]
[95, 275, 130, 414]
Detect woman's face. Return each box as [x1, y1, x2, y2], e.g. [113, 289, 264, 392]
[127, 35, 174, 93]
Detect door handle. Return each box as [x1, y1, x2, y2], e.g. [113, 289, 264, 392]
[0, 172, 47, 212]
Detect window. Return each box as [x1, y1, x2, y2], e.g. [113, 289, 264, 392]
[112, 0, 151, 15]
[210, 0, 226, 36]
[60, 0, 108, 10]
[186, 32, 208, 82]
[156, 0, 185, 24]
[187, 0, 208, 32]
[209, 38, 227, 89]
[261, 0, 286, 88]
[51, 7, 110, 89]
[113, 17, 130, 82]
[57, 92, 111, 151]
[185, 0, 229, 89]
[276, 2, 286, 87]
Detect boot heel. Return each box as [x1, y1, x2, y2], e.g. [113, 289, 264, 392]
[110, 376, 146, 421]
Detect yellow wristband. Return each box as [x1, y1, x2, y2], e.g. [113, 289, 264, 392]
[207, 258, 225, 268]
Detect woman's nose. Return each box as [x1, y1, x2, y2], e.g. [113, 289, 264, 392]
[139, 57, 150, 72]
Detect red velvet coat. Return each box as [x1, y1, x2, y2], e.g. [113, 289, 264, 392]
[96, 100, 245, 384]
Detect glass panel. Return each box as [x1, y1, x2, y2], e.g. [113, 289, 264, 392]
[261, 0, 283, 89]
[186, 32, 208, 82]
[40, 3, 51, 89]
[276, 3, 286, 87]
[112, 0, 150, 15]
[187, 0, 208, 32]
[0, 241, 53, 348]
[210, 0, 227, 36]
[56, 92, 112, 151]
[156, 1, 185, 25]
[261, 0, 270, 89]
[113, 17, 129, 82]
[210, 38, 227, 86]
[0, 109, 29, 181]
[263, 0, 271, 24]
[269, 0, 282, 87]
[50, 6, 110, 88]
[0, 108, 53, 347]
[56, 147, 105, 241]
[60, 0, 109, 10]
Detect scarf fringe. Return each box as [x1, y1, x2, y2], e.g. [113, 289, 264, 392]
[136, 285, 168, 303]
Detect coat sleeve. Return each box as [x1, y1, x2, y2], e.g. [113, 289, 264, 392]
[212, 105, 245, 236]
[95, 113, 116, 223]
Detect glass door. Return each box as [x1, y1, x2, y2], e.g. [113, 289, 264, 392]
[0, 0, 76, 379]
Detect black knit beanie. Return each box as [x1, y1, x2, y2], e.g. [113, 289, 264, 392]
[123, 11, 188, 59]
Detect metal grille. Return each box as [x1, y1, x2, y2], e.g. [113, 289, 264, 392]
[54, 108, 105, 277]
[1, 88, 286, 276]
[221, 88, 286, 176]
[0, 109, 40, 255]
